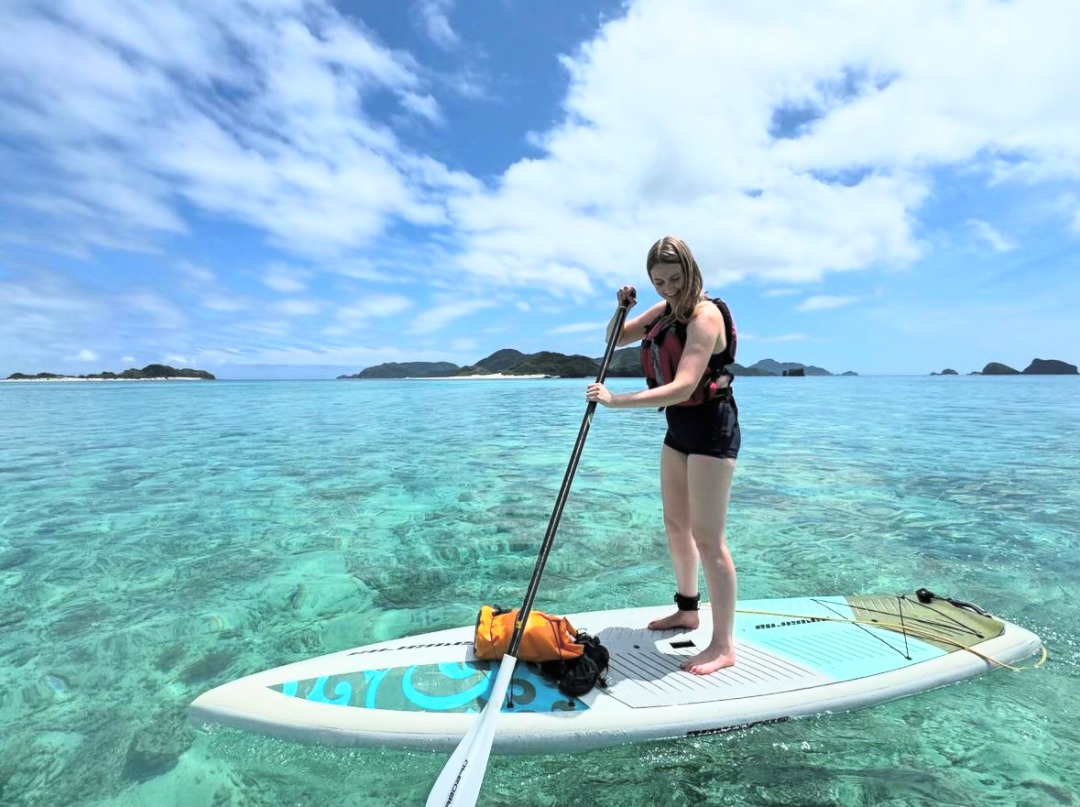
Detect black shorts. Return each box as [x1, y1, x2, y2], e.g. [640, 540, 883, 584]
[663, 397, 741, 459]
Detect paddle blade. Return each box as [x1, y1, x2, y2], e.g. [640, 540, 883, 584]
[425, 655, 518, 807]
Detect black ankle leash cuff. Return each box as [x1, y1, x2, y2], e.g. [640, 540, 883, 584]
[674, 592, 700, 611]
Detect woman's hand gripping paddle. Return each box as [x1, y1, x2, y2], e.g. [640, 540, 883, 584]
[425, 290, 636, 807]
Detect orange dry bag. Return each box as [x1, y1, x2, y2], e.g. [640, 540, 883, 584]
[474, 605, 585, 663]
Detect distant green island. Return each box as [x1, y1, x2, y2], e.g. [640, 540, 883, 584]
[932, 359, 1078, 376]
[4, 364, 216, 382]
[346, 351, 1079, 380]
[339, 349, 853, 379]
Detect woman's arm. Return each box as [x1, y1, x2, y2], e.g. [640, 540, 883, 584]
[597, 303, 723, 409]
[610, 297, 666, 347]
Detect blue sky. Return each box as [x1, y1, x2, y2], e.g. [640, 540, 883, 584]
[2, 0, 1078, 378]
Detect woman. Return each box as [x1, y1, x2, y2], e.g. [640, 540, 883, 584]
[586, 236, 740, 675]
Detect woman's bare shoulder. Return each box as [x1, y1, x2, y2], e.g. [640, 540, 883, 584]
[641, 300, 667, 320]
[627, 300, 667, 330]
[688, 300, 724, 335]
[619, 299, 669, 345]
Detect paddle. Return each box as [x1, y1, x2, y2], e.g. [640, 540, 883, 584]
[425, 290, 636, 807]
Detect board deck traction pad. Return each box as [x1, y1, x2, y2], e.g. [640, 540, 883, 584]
[265, 594, 1008, 716]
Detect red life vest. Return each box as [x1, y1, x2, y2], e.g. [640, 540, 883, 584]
[640, 297, 737, 407]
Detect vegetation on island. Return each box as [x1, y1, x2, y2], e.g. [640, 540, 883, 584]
[341, 350, 854, 379]
[344, 349, 1080, 381]
[508, 351, 605, 377]
[6, 364, 215, 381]
[932, 359, 1078, 376]
[744, 359, 833, 376]
[342, 361, 460, 379]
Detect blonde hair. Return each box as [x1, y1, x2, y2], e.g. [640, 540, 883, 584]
[646, 236, 704, 324]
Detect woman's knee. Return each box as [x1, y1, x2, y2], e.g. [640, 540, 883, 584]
[690, 528, 730, 555]
[663, 514, 691, 540]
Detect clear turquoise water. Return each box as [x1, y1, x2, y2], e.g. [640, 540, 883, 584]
[1, 376, 1077, 807]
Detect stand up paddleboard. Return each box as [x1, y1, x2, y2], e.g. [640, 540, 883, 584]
[190, 590, 1041, 753]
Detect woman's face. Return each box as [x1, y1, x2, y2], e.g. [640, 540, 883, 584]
[648, 261, 684, 300]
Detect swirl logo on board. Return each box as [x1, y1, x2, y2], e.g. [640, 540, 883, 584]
[270, 661, 584, 713]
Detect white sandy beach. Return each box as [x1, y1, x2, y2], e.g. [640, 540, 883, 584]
[404, 373, 551, 380]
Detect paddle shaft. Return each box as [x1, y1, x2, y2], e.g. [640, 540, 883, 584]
[426, 294, 634, 807]
[506, 293, 634, 659]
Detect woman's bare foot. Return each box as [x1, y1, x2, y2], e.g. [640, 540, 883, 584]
[681, 644, 736, 675]
[647, 610, 699, 631]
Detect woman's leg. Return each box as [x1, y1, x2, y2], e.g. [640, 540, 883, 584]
[682, 454, 737, 674]
[647, 444, 701, 631]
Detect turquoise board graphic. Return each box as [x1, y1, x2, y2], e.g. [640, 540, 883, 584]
[270, 660, 585, 713]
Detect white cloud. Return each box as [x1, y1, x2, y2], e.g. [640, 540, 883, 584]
[1, 274, 95, 315]
[414, 0, 460, 49]
[762, 288, 801, 298]
[179, 262, 217, 287]
[12, 0, 1076, 300]
[550, 322, 605, 335]
[966, 218, 1015, 252]
[199, 295, 250, 313]
[446, 0, 1080, 291]
[759, 333, 810, 343]
[3, 0, 1079, 374]
[0, 0, 466, 258]
[64, 349, 100, 362]
[275, 299, 322, 317]
[234, 318, 294, 339]
[178, 261, 251, 312]
[796, 295, 860, 312]
[0, 271, 117, 371]
[261, 264, 310, 294]
[400, 92, 443, 124]
[123, 291, 187, 329]
[407, 300, 495, 336]
[443, 64, 490, 101]
[197, 344, 455, 369]
[449, 338, 480, 353]
[324, 295, 413, 336]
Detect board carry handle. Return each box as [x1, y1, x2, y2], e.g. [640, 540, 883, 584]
[425, 289, 635, 807]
